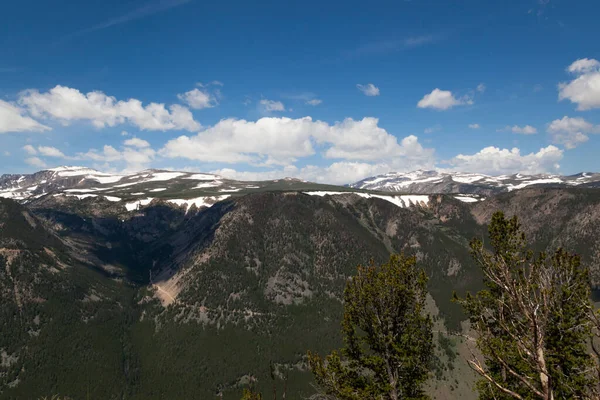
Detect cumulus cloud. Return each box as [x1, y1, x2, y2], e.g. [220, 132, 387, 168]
[567, 58, 600, 74]
[160, 116, 434, 169]
[213, 160, 432, 186]
[476, 83, 486, 93]
[306, 99, 323, 106]
[509, 125, 538, 135]
[469, 124, 481, 129]
[177, 88, 217, 109]
[558, 58, 600, 110]
[356, 83, 380, 96]
[25, 157, 47, 168]
[0, 100, 50, 133]
[321, 119, 434, 163]
[259, 99, 286, 112]
[123, 137, 151, 148]
[38, 146, 66, 158]
[417, 89, 473, 110]
[23, 145, 67, 158]
[547, 116, 600, 149]
[23, 145, 37, 155]
[447, 145, 563, 175]
[18, 85, 201, 131]
[79, 139, 156, 171]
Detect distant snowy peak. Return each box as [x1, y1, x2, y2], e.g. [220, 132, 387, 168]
[0, 167, 226, 201]
[350, 170, 600, 195]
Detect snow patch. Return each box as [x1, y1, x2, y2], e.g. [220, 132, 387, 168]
[506, 178, 564, 191]
[193, 181, 222, 189]
[86, 174, 123, 184]
[125, 198, 154, 211]
[304, 192, 430, 208]
[454, 196, 480, 203]
[166, 195, 230, 212]
[147, 172, 185, 182]
[184, 173, 220, 180]
[451, 175, 486, 184]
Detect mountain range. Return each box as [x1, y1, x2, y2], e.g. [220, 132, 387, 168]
[1, 166, 600, 399]
[350, 169, 600, 195]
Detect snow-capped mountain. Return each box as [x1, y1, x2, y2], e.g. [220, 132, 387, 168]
[0, 166, 242, 203]
[0, 166, 364, 209]
[3, 167, 599, 208]
[350, 170, 600, 195]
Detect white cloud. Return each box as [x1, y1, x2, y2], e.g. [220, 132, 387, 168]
[567, 58, 600, 74]
[0, 100, 50, 133]
[356, 83, 380, 97]
[558, 58, 600, 110]
[321, 119, 434, 163]
[38, 146, 66, 158]
[23, 145, 37, 155]
[259, 99, 286, 112]
[79, 140, 156, 171]
[123, 137, 151, 148]
[25, 157, 47, 168]
[18, 85, 201, 131]
[510, 125, 538, 135]
[121, 130, 129, 136]
[23, 145, 66, 158]
[424, 124, 442, 134]
[448, 145, 563, 175]
[547, 116, 600, 149]
[60, 0, 191, 41]
[417, 89, 473, 110]
[3, 151, 10, 156]
[348, 35, 438, 58]
[161, 116, 434, 169]
[214, 160, 431, 186]
[306, 99, 322, 106]
[196, 80, 224, 88]
[476, 83, 486, 93]
[469, 124, 481, 129]
[177, 88, 217, 109]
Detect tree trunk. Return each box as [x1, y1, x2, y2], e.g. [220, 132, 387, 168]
[537, 346, 553, 400]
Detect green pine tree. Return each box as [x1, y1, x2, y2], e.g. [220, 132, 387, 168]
[308, 254, 433, 400]
[455, 211, 596, 399]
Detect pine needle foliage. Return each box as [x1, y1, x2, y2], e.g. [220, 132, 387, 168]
[308, 254, 433, 400]
[456, 211, 596, 399]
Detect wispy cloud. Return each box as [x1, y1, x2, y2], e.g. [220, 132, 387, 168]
[281, 92, 323, 106]
[357, 83, 380, 97]
[58, 0, 191, 43]
[345, 34, 440, 58]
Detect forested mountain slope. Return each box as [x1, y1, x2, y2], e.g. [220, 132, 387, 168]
[1, 186, 599, 399]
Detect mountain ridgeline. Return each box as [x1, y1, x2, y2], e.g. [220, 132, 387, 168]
[1, 167, 600, 399]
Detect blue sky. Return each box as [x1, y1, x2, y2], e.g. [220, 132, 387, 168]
[1, 0, 599, 183]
